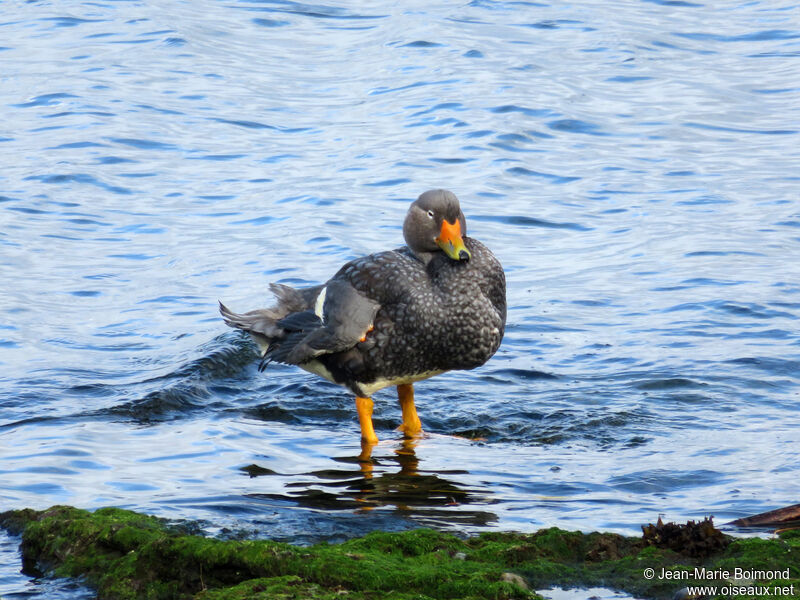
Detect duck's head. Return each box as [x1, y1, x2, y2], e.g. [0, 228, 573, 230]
[403, 189, 471, 263]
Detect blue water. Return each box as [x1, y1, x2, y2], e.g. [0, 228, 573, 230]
[1, 0, 799, 597]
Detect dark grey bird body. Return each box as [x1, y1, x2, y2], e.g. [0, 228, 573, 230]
[220, 238, 505, 397]
[220, 189, 506, 444]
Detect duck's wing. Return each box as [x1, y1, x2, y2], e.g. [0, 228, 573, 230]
[265, 279, 380, 366]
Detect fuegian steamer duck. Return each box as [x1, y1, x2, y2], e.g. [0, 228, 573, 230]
[220, 189, 506, 454]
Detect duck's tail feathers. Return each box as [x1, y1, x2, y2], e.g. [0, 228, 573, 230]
[219, 301, 279, 357]
[219, 283, 325, 366]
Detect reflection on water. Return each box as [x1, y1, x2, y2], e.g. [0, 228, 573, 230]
[243, 437, 499, 529]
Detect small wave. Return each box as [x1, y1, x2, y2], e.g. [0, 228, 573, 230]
[363, 178, 412, 187]
[489, 104, 555, 118]
[684, 122, 797, 135]
[634, 378, 705, 391]
[400, 40, 444, 48]
[727, 357, 800, 377]
[609, 469, 727, 493]
[252, 18, 290, 27]
[490, 368, 558, 381]
[13, 92, 79, 108]
[547, 119, 608, 136]
[108, 137, 180, 150]
[102, 384, 210, 423]
[505, 166, 581, 184]
[245, 2, 386, 20]
[472, 214, 590, 231]
[675, 30, 800, 43]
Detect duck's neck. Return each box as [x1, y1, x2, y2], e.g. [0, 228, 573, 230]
[410, 249, 437, 266]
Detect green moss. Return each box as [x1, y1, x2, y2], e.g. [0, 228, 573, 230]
[1, 506, 798, 600]
[0, 506, 534, 600]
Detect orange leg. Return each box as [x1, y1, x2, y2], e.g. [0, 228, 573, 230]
[396, 383, 422, 437]
[355, 396, 379, 446]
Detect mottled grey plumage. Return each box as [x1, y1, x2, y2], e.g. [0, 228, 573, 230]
[220, 189, 506, 398]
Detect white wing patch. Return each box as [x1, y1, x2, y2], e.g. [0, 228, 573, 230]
[314, 286, 327, 321]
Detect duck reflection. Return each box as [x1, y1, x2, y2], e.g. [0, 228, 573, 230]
[356, 435, 419, 477]
[242, 437, 497, 528]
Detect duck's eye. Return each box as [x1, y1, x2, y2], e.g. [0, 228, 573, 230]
[427, 210, 435, 219]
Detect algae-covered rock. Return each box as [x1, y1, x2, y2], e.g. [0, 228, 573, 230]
[1, 506, 798, 600]
[0, 506, 533, 600]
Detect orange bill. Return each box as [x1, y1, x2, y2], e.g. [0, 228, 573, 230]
[435, 218, 471, 261]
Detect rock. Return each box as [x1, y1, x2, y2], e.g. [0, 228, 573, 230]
[500, 572, 529, 590]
